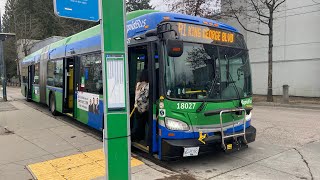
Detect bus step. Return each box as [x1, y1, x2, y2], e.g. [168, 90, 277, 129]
[219, 108, 248, 151]
[65, 113, 73, 117]
[132, 142, 149, 153]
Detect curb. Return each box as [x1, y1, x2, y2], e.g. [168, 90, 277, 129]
[253, 102, 320, 110]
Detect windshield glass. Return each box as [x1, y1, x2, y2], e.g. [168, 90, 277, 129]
[165, 42, 252, 100]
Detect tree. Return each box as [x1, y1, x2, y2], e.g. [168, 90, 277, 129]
[164, 0, 220, 18]
[126, 0, 153, 12]
[1, 0, 96, 80]
[221, 0, 286, 102]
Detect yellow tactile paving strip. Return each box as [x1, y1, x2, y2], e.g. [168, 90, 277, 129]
[27, 149, 144, 180]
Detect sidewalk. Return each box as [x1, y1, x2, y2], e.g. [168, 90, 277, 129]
[0, 90, 175, 180]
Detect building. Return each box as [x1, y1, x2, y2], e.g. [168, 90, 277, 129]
[17, 36, 65, 61]
[222, 0, 320, 97]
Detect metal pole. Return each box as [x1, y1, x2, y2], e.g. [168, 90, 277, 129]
[0, 10, 7, 101]
[100, 0, 130, 179]
[0, 39, 7, 101]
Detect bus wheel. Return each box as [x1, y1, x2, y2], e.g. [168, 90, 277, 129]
[50, 94, 58, 116]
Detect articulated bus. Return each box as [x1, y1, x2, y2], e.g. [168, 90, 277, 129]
[20, 10, 256, 160]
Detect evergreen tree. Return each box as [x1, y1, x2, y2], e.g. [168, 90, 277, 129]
[126, 0, 153, 12]
[1, 0, 97, 79]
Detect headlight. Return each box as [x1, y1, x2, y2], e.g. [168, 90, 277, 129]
[165, 118, 189, 131]
[245, 112, 252, 121]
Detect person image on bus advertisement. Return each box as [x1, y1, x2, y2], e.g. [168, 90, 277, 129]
[89, 99, 93, 113]
[93, 97, 99, 114]
[132, 69, 149, 141]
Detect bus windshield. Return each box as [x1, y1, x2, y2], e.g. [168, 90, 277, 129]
[165, 42, 252, 101]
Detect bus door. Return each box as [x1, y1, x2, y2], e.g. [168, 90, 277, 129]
[128, 42, 158, 154]
[27, 64, 34, 100]
[63, 58, 74, 115]
[73, 57, 80, 119]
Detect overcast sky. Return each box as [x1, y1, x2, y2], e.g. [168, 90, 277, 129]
[150, 0, 168, 11]
[0, 0, 6, 20]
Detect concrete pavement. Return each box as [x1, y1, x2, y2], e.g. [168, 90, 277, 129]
[1, 87, 320, 180]
[0, 88, 175, 180]
[161, 105, 320, 180]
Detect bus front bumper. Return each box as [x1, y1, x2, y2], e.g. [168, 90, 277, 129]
[161, 126, 256, 161]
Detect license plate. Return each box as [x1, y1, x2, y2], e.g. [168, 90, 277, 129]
[183, 147, 200, 157]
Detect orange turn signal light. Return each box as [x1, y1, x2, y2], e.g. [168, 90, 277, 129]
[172, 47, 181, 52]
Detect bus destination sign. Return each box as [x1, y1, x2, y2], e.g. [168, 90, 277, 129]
[176, 22, 235, 44]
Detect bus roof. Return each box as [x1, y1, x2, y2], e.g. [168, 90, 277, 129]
[127, 10, 238, 38]
[21, 10, 239, 65]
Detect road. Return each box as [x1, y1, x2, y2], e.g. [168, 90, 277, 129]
[3, 87, 320, 180]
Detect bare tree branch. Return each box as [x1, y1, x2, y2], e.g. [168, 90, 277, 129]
[249, 0, 270, 19]
[226, 0, 269, 36]
[274, 0, 286, 10]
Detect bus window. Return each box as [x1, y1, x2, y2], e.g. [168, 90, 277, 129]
[79, 53, 102, 94]
[33, 63, 40, 85]
[47, 60, 63, 88]
[21, 66, 28, 83]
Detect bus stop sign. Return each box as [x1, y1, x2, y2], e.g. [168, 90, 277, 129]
[53, 0, 99, 22]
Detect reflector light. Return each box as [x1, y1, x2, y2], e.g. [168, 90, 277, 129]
[172, 47, 181, 52]
[163, 16, 170, 20]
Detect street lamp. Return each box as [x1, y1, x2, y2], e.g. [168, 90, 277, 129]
[0, 33, 16, 101]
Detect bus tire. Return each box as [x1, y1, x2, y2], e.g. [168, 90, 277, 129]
[50, 93, 58, 116]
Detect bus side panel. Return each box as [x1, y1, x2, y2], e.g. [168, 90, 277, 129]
[47, 87, 64, 113]
[54, 91, 63, 113]
[46, 88, 50, 105]
[32, 85, 40, 103]
[21, 83, 27, 97]
[75, 106, 89, 125]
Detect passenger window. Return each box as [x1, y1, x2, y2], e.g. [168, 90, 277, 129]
[79, 53, 103, 94]
[47, 60, 63, 88]
[21, 66, 28, 83]
[33, 63, 40, 85]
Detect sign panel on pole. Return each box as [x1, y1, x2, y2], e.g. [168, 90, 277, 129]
[53, 0, 99, 22]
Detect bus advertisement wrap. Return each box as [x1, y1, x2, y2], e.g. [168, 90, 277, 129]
[77, 91, 100, 114]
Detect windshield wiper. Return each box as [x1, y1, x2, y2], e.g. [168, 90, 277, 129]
[225, 55, 242, 108]
[196, 74, 218, 112]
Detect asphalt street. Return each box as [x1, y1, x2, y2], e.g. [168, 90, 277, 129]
[1, 87, 320, 180]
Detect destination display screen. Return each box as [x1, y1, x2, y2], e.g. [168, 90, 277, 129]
[171, 22, 246, 49]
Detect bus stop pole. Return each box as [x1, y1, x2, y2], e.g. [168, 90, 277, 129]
[99, 0, 130, 179]
[0, 39, 7, 102]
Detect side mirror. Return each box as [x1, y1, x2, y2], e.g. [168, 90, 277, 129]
[167, 39, 183, 57]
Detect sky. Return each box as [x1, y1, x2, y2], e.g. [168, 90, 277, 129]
[0, 0, 6, 20]
[150, 0, 168, 11]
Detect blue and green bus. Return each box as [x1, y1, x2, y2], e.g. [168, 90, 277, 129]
[20, 10, 256, 160]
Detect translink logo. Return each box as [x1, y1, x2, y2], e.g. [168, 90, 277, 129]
[241, 99, 252, 105]
[126, 19, 147, 33]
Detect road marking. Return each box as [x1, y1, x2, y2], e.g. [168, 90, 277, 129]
[27, 149, 144, 180]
